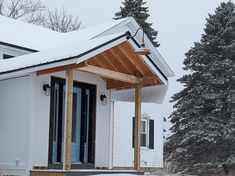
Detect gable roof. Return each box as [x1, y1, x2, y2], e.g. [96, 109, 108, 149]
[0, 33, 127, 79]
[0, 16, 174, 80]
[0, 15, 128, 51]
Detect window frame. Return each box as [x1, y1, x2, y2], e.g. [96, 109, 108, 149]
[132, 114, 154, 150]
[141, 116, 149, 149]
[3, 54, 14, 59]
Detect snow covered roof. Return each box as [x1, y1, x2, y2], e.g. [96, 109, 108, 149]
[0, 15, 128, 51]
[0, 33, 127, 78]
[0, 16, 174, 80]
[0, 15, 59, 51]
[0, 16, 174, 103]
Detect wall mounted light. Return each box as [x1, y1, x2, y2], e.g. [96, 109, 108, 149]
[127, 28, 150, 56]
[100, 94, 107, 105]
[43, 84, 51, 96]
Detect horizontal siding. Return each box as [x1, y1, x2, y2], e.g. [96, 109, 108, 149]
[0, 76, 30, 176]
[113, 102, 163, 168]
[0, 45, 30, 60]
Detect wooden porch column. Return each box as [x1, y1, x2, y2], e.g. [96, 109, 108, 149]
[134, 84, 142, 171]
[63, 69, 74, 170]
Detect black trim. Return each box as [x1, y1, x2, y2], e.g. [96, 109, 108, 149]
[132, 117, 135, 148]
[0, 33, 127, 75]
[0, 31, 168, 81]
[149, 119, 154, 149]
[127, 34, 168, 81]
[0, 41, 38, 52]
[48, 76, 97, 169]
[3, 54, 14, 59]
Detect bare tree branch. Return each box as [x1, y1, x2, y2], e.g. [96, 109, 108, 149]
[4, 0, 46, 24]
[44, 8, 82, 32]
[0, 0, 82, 32]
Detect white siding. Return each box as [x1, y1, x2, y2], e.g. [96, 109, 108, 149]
[0, 76, 31, 176]
[31, 74, 51, 168]
[0, 44, 30, 60]
[113, 102, 163, 168]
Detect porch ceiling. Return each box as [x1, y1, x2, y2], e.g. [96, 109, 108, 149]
[37, 41, 162, 90]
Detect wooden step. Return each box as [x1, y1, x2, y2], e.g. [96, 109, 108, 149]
[30, 169, 145, 176]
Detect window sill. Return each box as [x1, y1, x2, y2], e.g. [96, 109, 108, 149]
[141, 146, 150, 151]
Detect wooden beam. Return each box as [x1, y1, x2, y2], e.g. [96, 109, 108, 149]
[63, 69, 74, 170]
[141, 76, 161, 85]
[30, 171, 65, 176]
[108, 48, 133, 74]
[100, 52, 120, 71]
[102, 50, 132, 74]
[36, 63, 85, 76]
[106, 76, 161, 90]
[134, 84, 142, 171]
[77, 65, 140, 84]
[118, 43, 145, 76]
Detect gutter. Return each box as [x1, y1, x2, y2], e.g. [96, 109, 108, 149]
[0, 31, 168, 83]
[0, 41, 38, 52]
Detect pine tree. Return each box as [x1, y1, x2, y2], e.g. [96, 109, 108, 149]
[114, 0, 159, 47]
[166, 2, 235, 175]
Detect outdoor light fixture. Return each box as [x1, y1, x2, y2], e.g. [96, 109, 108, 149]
[127, 28, 150, 56]
[43, 84, 51, 96]
[100, 94, 107, 105]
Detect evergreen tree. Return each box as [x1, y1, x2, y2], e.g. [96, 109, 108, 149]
[166, 2, 235, 175]
[114, 0, 159, 47]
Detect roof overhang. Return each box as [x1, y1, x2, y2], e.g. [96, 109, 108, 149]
[0, 32, 169, 103]
[0, 32, 167, 87]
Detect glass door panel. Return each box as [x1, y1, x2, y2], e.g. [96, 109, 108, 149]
[52, 83, 64, 163]
[71, 87, 82, 163]
[50, 77, 96, 167]
[52, 83, 59, 163]
[84, 89, 90, 164]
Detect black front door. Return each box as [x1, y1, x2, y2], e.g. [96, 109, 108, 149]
[48, 77, 96, 168]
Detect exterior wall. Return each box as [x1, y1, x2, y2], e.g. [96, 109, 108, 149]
[113, 102, 163, 168]
[0, 44, 30, 59]
[30, 71, 112, 169]
[0, 76, 31, 176]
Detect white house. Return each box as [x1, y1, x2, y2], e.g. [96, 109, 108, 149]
[0, 15, 173, 176]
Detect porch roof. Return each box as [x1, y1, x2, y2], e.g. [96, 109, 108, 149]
[0, 33, 127, 78]
[0, 17, 173, 103]
[0, 31, 168, 103]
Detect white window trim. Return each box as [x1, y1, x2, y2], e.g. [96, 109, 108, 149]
[141, 114, 151, 150]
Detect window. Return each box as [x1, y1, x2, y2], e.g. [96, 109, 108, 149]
[132, 115, 154, 149]
[141, 119, 147, 147]
[3, 54, 14, 59]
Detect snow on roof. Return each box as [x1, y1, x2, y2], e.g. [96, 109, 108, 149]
[0, 15, 60, 50]
[0, 15, 128, 51]
[0, 33, 127, 76]
[0, 16, 173, 103]
[0, 16, 173, 79]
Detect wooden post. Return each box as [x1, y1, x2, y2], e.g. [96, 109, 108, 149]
[134, 84, 142, 171]
[63, 69, 74, 170]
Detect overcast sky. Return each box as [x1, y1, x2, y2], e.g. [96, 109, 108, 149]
[41, 0, 234, 132]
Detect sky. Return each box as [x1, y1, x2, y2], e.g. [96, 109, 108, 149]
[41, 0, 234, 134]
